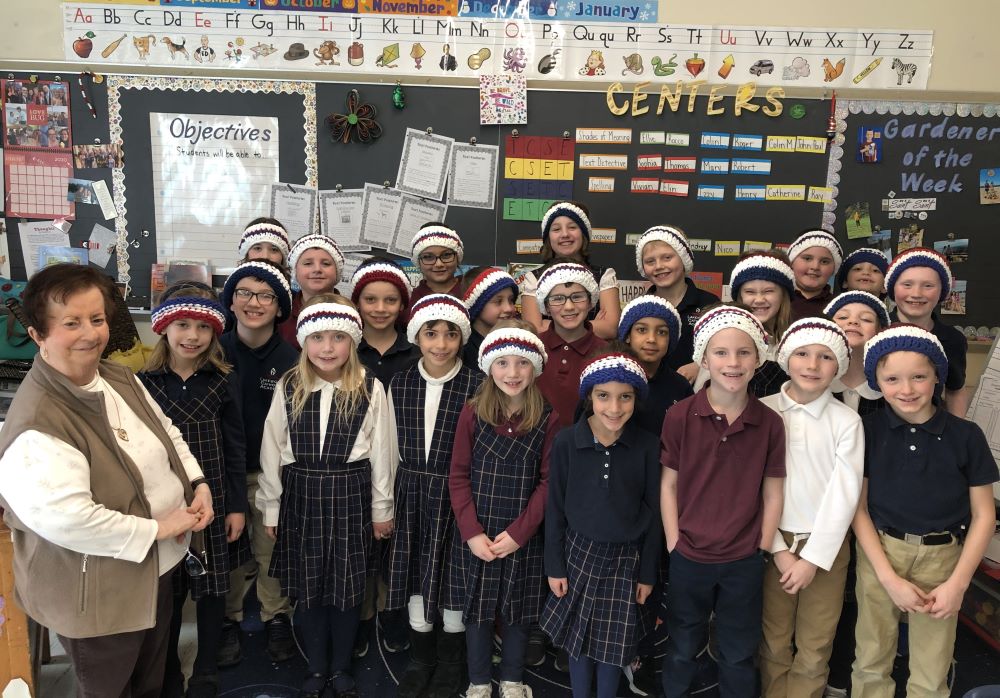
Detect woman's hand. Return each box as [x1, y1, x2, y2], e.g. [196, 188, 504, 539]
[489, 531, 521, 558]
[265, 525, 277, 541]
[636, 583, 653, 605]
[225, 512, 246, 543]
[187, 483, 214, 532]
[155, 507, 200, 543]
[549, 577, 568, 597]
[467, 533, 496, 562]
[373, 519, 394, 541]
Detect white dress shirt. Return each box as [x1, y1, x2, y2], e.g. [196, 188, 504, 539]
[830, 376, 882, 412]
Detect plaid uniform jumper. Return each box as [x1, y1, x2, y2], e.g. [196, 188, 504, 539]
[268, 375, 375, 609]
[750, 360, 788, 399]
[385, 364, 481, 621]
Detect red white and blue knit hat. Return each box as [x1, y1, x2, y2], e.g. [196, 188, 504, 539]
[222, 260, 293, 323]
[863, 323, 948, 391]
[462, 268, 519, 321]
[541, 202, 592, 241]
[478, 326, 548, 376]
[617, 296, 682, 356]
[579, 353, 649, 401]
[535, 262, 599, 314]
[348, 261, 412, 308]
[692, 305, 770, 368]
[407, 293, 472, 344]
[884, 247, 953, 301]
[837, 247, 889, 289]
[787, 229, 844, 272]
[776, 317, 851, 379]
[635, 225, 694, 276]
[296, 302, 364, 347]
[823, 291, 890, 328]
[151, 296, 226, 336]
[411, 225, 465, 265]
[730, 253, 795, 296]
[289, 234, 346, 283]
[238, 221, 290, 260]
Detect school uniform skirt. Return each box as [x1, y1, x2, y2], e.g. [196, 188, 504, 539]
[540, 529, 650, 667]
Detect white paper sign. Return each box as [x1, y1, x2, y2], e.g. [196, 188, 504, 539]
[87, 222, 118, 268]
[18, 221, 70, 275]
[359, 184, 404, 249]
[447, 143, 498, 210]
[390, 194, 448, 258]
[319, 189, 366, 252]
[270, 183, 318, 241]
[396, 128, 454, 201]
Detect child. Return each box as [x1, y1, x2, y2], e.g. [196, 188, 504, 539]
[139, 287, 249, 698]
[836, 247, 888, 296]
[884, 248, 969, 416]
[534, 259, 606, 429]
[758, 318, 863, 698]
[541, 348, 662, 698]
[634, 225, 719, 382]
[852, 325, 997, 697]
[660, 304, 786, 697]
[448, 320, 561, 698]
[787, 229, 843, 321]
[386, 294, 482, 698]
[411, 223, 464, 303]
[618, 296, 692, 435]
[238, 217, 291, 270]
[460, 266, 519, 371]
[278, 233, 346, 349]
[219, 260, 298, 666]
[256, 295, 395, 697]
[825, 291, 890, 416]
[520, 201, 621, 339]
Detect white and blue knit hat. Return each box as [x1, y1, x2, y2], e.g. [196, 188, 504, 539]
[462, 268, 519, 322]
[411, 225, 465, 265]
[238, 220, 290, 260]
[729, 253, 795, 296]
[223, 260, 294, 323]
[579, 353, 649, 401]
[535, 262, 599, 314]
[407, 293, 472, 345]
[296, 302, 364, 347]
[884, 247, 953, 301]
[823, 291, 890, 328]
[863, 324, 948, 391]
[289, 234, 346, 283]
[837, 247, 889, 289]
[635, 225, 694, 276]
[478, 326, 548, 376]
[692, 305, 770, 368]
[617, 296, 682, 356]
[541, 202, 592, 241]
[787, 229, 843, 272]
[776, 317, 851, 379]
[151, 296, 226, 336]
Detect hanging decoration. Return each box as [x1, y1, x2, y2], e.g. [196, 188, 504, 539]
[326, 89, 383, 144]
[392, 81, 406, 110]
[827, 91, 837, 139]
[77, 70, 101, 119]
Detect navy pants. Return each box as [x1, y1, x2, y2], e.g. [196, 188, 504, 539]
[663, 549, 764, 698]
[466, 621, 530, 685]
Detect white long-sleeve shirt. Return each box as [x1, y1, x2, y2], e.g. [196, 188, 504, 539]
[761, 383, 864, 571]
[0, 374, 204, 575]
[256, 373, 395, 527]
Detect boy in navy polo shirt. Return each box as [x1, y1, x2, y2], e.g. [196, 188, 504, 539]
[851, 325, 997, 697]
[660, 304, 786, 697]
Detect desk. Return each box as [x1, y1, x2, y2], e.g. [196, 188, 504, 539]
[0, 519, 34, 695]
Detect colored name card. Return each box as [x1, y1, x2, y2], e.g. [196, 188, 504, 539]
[588, 177, 615, 193]
[504, 198, 556, 221]
[808, 186, 834, 204]
[504, 179, 574, 199]
[637, 155, 663, 170]
[640, 131, 665, 145]
[660, 179, 690, 197]
[734, 185, 767, 201]
[732, 134, 764, 151]
[505, 158, 574, 180]
[506, 135, 574, 160]
[631, 178, 660, 194]
[744, 240, 773, 252]
[665, 132, 691, 147]
[701, 132, 730, 149]
[796, 136, 828, 154]
[664, 157, 697, 172]
[697, 184, 726, 200]
[731, 159, 772, 175]
[577, 128, 632, 144]
[766, 136, 797, 152]
[765, 185, 807, 201]
[715, 241, 741, 256]
[591, 228, 617, 244]
[579, 154, 628, 170]
[516, 239, 543, 254]
[689, 238, 712, 252]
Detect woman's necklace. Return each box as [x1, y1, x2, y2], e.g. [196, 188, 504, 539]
[104, 383, 129, 442]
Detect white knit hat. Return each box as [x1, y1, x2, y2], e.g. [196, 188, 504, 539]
[238, 221, 290, 260]
[776, 317, 851, 379]
[478, 326, 548, 377]
[692, 305, 769, 368]
[296, 302, 363, 347]
[535, 262, 599, 315]
[787, 229, 843, 273]
[289, 234, 346, 283]
[406, 293, 472, 344]
[410, 225, 465, 265]
[635, 225, 694, 276]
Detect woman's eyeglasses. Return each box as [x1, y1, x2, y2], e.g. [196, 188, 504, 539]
[185, 550, 208, 577]
[233, 288, 278, 306]
[418, 251, 458, 266]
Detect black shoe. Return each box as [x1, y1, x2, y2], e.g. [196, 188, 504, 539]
[216, 619, 242, 668]
[426, 630, 467, 698]
[298, 672, 327, 698]
[524, 628, 547, 667]
[553, 648, 569, 673]
[379, 609, 411, 653]
[352, 618, 372, 659]
[330, 672, 359, 698]
[265, 613, 298, 663]
[185, 674, 219, 698]
[624, 655, 659, 696]
[398, 629, 437, 698]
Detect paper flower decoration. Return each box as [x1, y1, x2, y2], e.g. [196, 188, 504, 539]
[326, 89, 383, 145]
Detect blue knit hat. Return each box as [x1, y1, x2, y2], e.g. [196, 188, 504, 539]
[579, 353, 649, 401]
[223, 260, 294, 324]
[617, 296, 682, 356]
[729, 253, 795, 297]
[884, 247, 953, 302]
[462, 268, 519, 322]
[823, 291, 890, 329]
[541, 202, 592, 241]
[862, 324, 948, 391]
[836, 247, 889, 289]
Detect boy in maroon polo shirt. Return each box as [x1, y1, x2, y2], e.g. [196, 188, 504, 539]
[660, 304, 786, 697]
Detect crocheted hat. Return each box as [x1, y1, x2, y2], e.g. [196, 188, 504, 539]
[787, 229, 843, 273]
[478, 326, 548, 377]
[776, 317, 851, 379]
[151, 296, 226, 336]
[348, 261, 412, 308]
[692, 305, 769, 368]
[406, 293, 472, 344]
[823, 290, 890, 329]
[836, 247, 889, 289]
[411, 225, 464, 265]
[296, 302, 364, 347]
[884, 247, 953, 302]
[863, 323, 948, 391]
[535, 262, 599, 315]
[289, 234, 346, 283]
[462, 268, 519, 322]
[578, 353, 649, 401]
[729, 253, 795, 297]
[635, 225, 694, 276]
[541, 202, 592, 241]
[238, 221, 290, 260]
[222, 260, 293, 324]
[617, 295, 682, 357]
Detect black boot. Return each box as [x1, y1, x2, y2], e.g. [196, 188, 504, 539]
[397, 628, 437, 698]
[426, 630, 467, 698]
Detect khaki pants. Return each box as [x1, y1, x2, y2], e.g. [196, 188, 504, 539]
[225, 471, 291, 623]
[851, 533, 961, 698]
[760, 534, 850, 698]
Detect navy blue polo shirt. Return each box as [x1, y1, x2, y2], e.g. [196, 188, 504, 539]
[358, 331, 421, 389]
[462, 328, 485, 372]
[657, 279, 720, 370]
[889, 310, 968, 392]
[863, 406, 998, 535]
[636, 363, 693, 436]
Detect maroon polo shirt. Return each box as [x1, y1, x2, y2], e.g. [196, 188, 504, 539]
[790, 286, 835, 322]
[410, 277, 462, 305]
[536, 324, 606, 430]
[660, 388, 786, 563]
